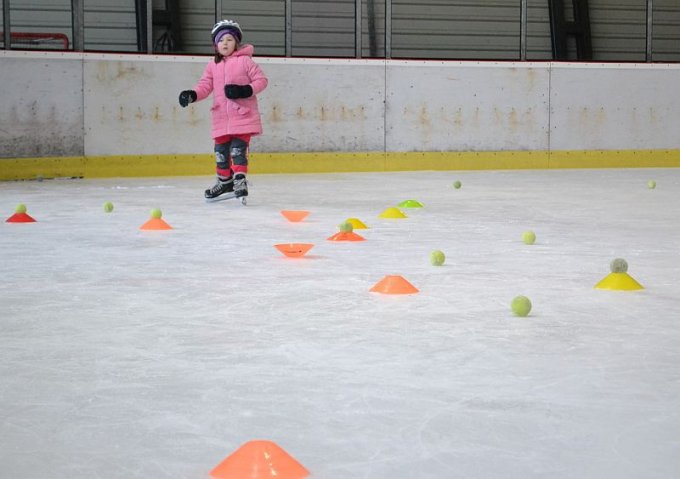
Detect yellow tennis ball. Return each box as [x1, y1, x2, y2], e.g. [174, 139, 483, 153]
[522, 230, 536, 245]
[453, 180, 462, 189]
[15, 203, 27, 214]
[511, 295, 532, 317]
[610, 258, 628, 273]
[103, 201, 114, 213]
[430, 250, 445, 266]
[150, 208, 162, 219]
[338, 221, 353, 233]
[647, 180, 656, 189]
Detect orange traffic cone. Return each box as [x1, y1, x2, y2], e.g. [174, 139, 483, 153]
[210, 440, 309, 479]
[370, 275, 419, 294]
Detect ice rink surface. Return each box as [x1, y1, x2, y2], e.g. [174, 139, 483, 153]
[1, 169, 680, 479]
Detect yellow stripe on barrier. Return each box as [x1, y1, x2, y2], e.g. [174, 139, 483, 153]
[2, 149, 680, 181]
[548, 149, 680, 169]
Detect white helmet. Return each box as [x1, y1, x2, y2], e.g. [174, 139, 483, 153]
[211, 19, 243, 44]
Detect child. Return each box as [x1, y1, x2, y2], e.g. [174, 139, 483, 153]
[179, 19, 268, 200]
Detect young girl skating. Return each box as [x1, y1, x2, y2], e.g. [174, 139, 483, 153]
[179, 20, 268, 203]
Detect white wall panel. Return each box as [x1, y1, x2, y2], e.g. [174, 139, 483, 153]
[83, 54, 212, 155]
[385, 61, 550, 151]
[0, 54, 83, 157]
[82, 56, 385, 155]
[255, 59, 386, 152]
[3, 51, 680, 160]
[550, 63, 680, 150]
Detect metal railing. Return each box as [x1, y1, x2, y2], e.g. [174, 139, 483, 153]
[0, 0, 660, 62]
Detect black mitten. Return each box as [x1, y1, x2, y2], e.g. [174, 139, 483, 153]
[178, 90, 197, 107]
[224, 84, 253, 99]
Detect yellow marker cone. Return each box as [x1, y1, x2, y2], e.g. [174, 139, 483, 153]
[594, 272, 644, 291]
[345, 218, 368, 229]
[379, 207, 407, 219]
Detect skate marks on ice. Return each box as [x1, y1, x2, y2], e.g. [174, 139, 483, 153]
[2, 170, 680, 478]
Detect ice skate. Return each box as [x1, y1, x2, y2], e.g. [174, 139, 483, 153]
[204, 176, 234, 201]
[233, 173, 248, 205]
[205, 175, 248, 205]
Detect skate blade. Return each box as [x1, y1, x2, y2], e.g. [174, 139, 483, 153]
[205, 192, 247, 205]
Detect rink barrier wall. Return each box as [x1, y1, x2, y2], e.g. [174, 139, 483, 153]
[2, 51, 680, 180]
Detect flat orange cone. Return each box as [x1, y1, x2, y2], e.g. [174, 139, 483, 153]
[140, 208, 172, 230]
[6, 212, 36, 223]
[281, 210, 309, 222]
[327, 231, 366, 241]
[140, 217, 173, 230]
[370, 275, 419, 294]
[209, 440, 309, 479]
[274, 243, 314, 258]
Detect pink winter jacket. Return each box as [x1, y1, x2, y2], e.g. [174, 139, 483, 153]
[193, 44, 268, 139]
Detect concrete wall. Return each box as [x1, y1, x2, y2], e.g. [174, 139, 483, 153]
[83, 55, 203, 156]
[0, 54, 84, 157]
[2, 50, 680, 161]
[385, 62, 550, 152]
[550, 63, 680, 151]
